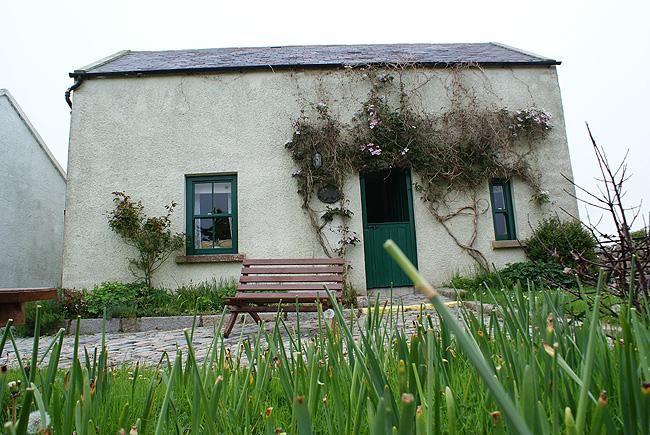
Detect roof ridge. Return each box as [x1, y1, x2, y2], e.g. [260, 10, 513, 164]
[0, 89, 66, 180]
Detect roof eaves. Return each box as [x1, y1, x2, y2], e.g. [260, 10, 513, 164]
[490, 42, 561, 65]
[72, 59, 559, 79]
[0, 89, 67, 181]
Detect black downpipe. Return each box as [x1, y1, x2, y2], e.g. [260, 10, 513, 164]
[65, 76, 84, 108]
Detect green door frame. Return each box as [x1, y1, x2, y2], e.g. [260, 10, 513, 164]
[360, 168, 419, 288]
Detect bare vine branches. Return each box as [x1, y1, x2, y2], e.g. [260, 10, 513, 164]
[286, 65, 552, 264]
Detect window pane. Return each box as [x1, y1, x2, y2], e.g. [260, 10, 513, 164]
[494, 213, 508, 238]
[214, 217, 233, 248]
[194, 183, 214, 215]
[194, 218, 215, 249]
[492, 185, 506, 210]
[194, 182, 232, 215]
[212, 182, 232, 214]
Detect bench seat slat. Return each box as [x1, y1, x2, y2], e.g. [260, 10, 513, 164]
[237, 283, 342, 291]
[244, 258, 344, 266]
[226, 292, 334, 303]
[241, 266, 344, 275]
[0, 288, 58, 303]
[240, 275, 343, 283]
[229, 305, 323, 312]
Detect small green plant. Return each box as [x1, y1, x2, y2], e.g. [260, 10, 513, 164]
[525, 217, 597, 269]
[107, 191, 185, 287]
[499, 260, 576, 288]
[449, 269, 500, 293]
[340, 282, 359, 307]
[174, 278, 237, 314]
[85, 281, 145, 318]
[59, 287, 88, 319]
[15, 300, 64, 337]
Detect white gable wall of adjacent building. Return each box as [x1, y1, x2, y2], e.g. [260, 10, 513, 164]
[0, 90, 67, 288]
[62, 66, 577, 292]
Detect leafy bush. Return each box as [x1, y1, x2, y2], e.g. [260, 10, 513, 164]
[449, 270, 501, 293]
[60, 287, 88, 318]
[107, 191, 185, 287]
[16, 299, 64, 336]
[525, 217, 597, 268]
[499, 261, 576, 287]
[85, 281, 145, 318]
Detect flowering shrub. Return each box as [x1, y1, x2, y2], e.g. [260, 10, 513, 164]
[511, 107, 553, 138]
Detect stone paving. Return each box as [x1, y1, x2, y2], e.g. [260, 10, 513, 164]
[3, 288, 460, 368]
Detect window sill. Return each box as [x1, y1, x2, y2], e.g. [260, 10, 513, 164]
[175, 254, 246, 264]
[491, 240, 526, 249]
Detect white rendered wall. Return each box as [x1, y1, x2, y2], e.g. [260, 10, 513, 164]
[63, 66, 577, 291]
[0, 91, 66, 288]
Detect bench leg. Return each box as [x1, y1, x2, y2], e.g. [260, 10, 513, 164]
[249, 311, 262, 324]
[223, 312, 238, 338]
[0, 302, 25, 324]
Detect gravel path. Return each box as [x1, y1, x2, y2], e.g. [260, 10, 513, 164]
[3, 288, 458, 368]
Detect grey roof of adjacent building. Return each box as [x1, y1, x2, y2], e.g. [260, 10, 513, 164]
[71, 43, 559, 78]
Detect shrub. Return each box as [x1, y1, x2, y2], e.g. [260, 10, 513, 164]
[16, 299, 65, 336]
[60, 287, 89, 318]
[107, 191, 185, 287]
[85, 282, 146, 318]
[136, 286, 175, 317]
[499, 261, 576, 288]
[525, 217, 597, 268]
[449, 270, 501, 293]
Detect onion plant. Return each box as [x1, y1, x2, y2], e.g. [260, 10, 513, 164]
[1, 241, 648, 433]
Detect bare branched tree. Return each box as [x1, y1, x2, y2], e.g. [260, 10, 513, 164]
[559, 124, 649, 308]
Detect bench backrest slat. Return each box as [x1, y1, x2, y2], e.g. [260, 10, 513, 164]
[240, 275, 343, 283]
[234, 258, 345, 297]
[237, 283, 343, 291]
[244, 258, 344, 266]
[241, 266, 344, 275]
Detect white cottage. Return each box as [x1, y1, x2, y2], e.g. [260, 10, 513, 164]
[0, 89, 66, 287]
[62, 43, 578, 292]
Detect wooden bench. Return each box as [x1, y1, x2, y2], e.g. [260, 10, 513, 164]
[0, 288, 58, 324]
[223, 258, 344, 337]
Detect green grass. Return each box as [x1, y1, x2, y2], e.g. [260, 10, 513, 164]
[1, 245, 648, 434]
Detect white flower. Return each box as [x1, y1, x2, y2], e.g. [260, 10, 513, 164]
[324, 309, 335, 320]
[27, 411, 50, 434]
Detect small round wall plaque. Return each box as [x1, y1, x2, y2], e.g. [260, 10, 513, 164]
[317, 186, 341, 204]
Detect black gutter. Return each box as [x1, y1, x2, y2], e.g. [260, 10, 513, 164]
[65, 73, 85, 108]
[69, 59, 560, 79]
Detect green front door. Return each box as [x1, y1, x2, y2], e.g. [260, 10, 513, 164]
[360, 169, 418, 288]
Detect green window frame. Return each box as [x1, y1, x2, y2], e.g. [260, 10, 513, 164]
[489, 179, 516, 241]
[185, 174, 238, 255]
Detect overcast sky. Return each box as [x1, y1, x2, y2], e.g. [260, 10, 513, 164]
[2, 0, 648, 232]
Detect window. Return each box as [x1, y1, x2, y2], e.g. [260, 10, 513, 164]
[185, 175, 237, 255]
[489, 179, 516, 240]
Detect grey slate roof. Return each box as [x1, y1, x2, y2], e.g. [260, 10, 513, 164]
[72, 43, 559, 77]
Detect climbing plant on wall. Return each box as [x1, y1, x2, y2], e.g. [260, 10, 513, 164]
[286, 65, 553, 267]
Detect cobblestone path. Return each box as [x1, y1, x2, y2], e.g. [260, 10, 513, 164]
[4, 288, 458, 368]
